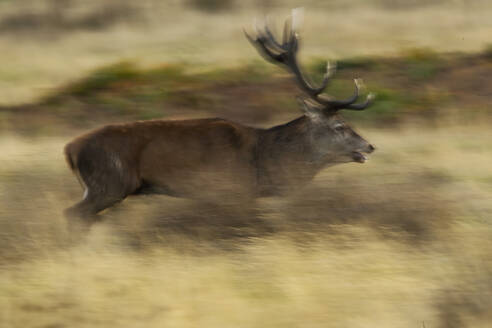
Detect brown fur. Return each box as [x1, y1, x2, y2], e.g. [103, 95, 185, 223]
[64, 114, 374, 221]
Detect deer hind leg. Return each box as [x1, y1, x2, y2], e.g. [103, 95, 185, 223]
[64, 188, 125, 223]
[64, 189, 127, 237]
[64, 147, 140, 226]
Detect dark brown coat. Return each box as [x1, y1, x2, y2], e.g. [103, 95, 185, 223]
[64, 114, 374, 219]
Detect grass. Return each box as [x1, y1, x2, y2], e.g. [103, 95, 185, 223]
[1, 125, 492, 327]
[0, 237, 444, 327]
[64, 62, 141, 97]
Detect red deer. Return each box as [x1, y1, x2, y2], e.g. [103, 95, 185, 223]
[64, 14, 376, 222]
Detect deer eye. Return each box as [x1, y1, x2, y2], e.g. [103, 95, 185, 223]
[333, 123, 345, 132]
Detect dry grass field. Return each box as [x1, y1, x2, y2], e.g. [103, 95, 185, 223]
[1, 1, 492, 327]
[1, 125, 492, 328]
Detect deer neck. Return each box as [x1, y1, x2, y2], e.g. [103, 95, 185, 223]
[256, 116, 323, 194]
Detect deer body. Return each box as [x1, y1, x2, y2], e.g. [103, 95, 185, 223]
[64, 12, 376, 221]
[65, 114, 373, 218]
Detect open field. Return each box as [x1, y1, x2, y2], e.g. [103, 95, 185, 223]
[1, 125, 492, 328]
[1, 1, 492, 327]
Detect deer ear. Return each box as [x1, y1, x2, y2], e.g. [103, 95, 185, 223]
[297, 97, 322, 120]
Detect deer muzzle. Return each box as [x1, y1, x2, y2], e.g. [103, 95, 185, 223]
[352, 144, 375, 163]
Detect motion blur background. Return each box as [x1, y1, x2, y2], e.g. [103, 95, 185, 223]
[1, 1, 492, 327]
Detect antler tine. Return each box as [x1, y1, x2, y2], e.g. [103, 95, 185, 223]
[286, 55, 329, 97]
[315, 61, 336, 95]
[263, 15, 285, 51]
[245, 17, 307, 88]
[245, 14, 334, 97]
[282, 15, 292, 46]
[345, 93, 376, 110]
[257, 16, 296, 64]
[318, 78, 361, 108]
[321, 79, 376, 111]
[244, 26, 283, 63]
[281, 14, 298, 52]
[246, 10, 374, 112]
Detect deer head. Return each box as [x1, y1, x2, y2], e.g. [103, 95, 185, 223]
[245, 11, 376, 164]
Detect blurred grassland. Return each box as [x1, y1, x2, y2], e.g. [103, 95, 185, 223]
[1, 1, 492, 327]
[1, 127, 492, 327]
[0, 0, 492, 104]
[3, 48, 492, 135]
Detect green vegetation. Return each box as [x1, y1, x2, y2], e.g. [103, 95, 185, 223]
[187, 0, 235, 12]
[1, 49, 489, 135]
[333, 57, 378, 70]
[63, 62, 141, 97]
[344, 88, 405, 123]
[482, 43, 492, 61]
[401, 47, 442, 81]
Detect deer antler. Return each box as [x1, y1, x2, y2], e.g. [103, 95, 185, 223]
[244, 10, 374, 112]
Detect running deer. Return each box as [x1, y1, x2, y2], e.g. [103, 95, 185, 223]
[64, 14, 376, 221]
